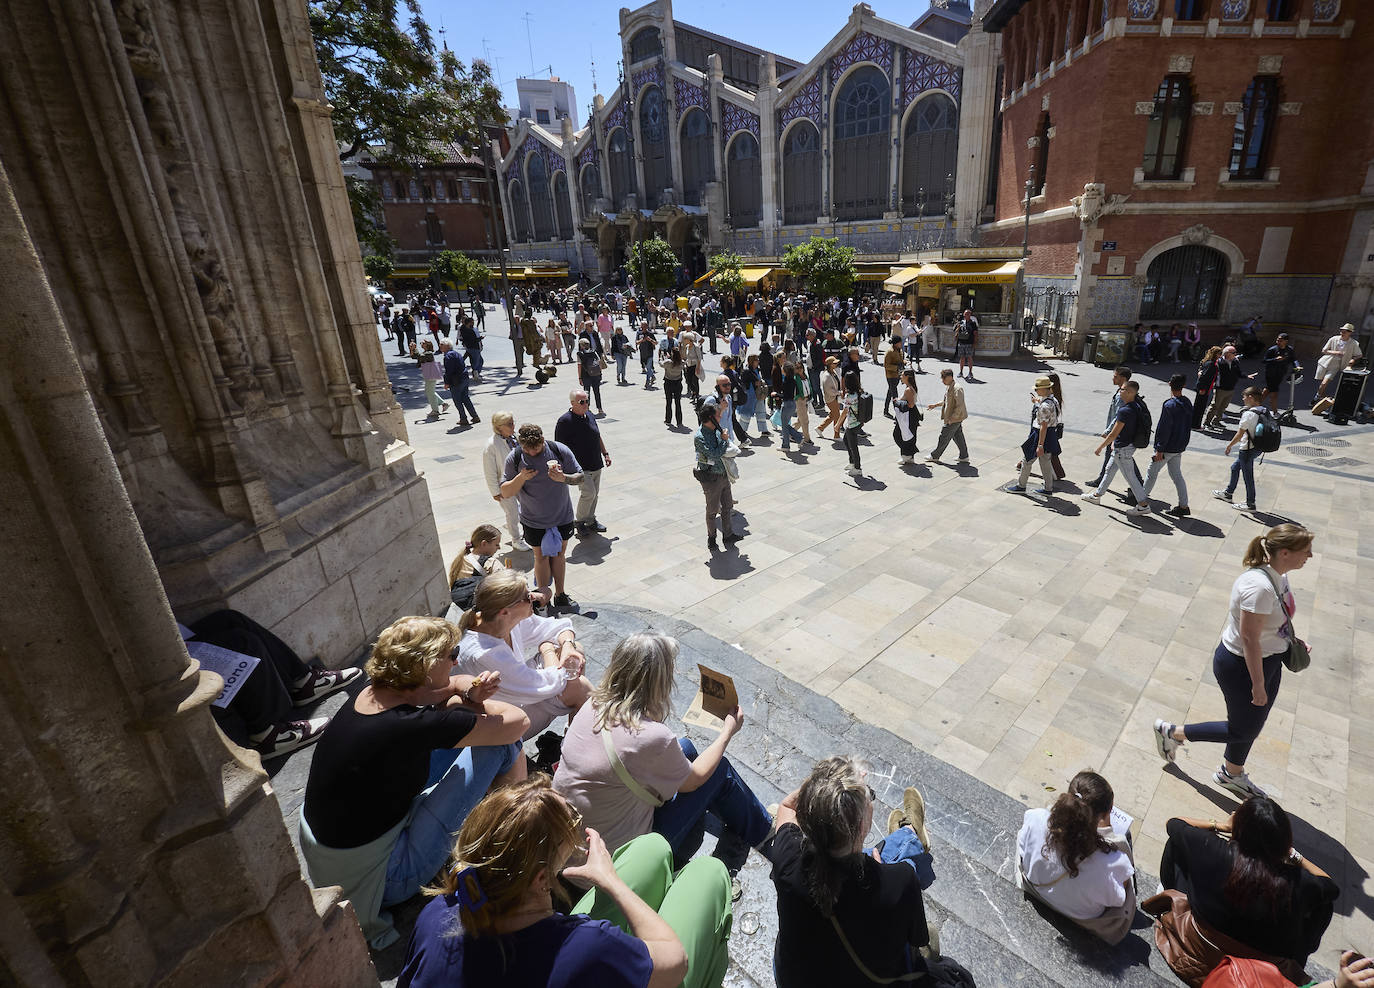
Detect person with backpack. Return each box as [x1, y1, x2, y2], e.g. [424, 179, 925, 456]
[1213, 386, 1271, 512]
[1087, 366, 1144, 497]
[1083, 380, 1151, 514]
[1006, 375, 1061, 496]
[1141, 374, 1193, 518]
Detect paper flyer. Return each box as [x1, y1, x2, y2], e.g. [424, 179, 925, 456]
[185, 641, 260, 709]
[681, 664, 739, 732]
[1109, 805, 1134, 838]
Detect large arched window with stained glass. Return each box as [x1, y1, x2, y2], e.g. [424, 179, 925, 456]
[508, 179, 532, 242]
[1139, 245, 1228, 320]
[726, 132, 761, 228]
[782, 121, 821, 225]
[607, 128, 633, 208]
[527, 154, 556, 241]
[832, 66, 891, 220]
[900, 94, 958, 217]
[552, 171, 573, 239]
[679, 108, 715, 206]
[580, 163, 602, 217]
[639, 85, 671, 208]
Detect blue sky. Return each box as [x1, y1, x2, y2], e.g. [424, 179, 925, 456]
[420, 0, 927, 126]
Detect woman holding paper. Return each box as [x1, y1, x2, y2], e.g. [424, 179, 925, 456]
[1016, 770, 1137, 943]
[553, 633, 772, 892]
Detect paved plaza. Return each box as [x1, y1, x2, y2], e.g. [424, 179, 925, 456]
[387, 307, 1373, 971]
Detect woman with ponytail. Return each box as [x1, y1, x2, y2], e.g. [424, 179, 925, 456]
[398, 775, 733, 988]
[768, 756, 935, 986]
[1153, 524, 1314, 800]
[1016, 770, 1136, 943]
[454, 569, 593, 740]
[448, 524, 502, 612]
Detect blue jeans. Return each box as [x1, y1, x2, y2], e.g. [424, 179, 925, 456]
[1183, 643, 1283, 766]
[1226, 448, 1259, 505]
[1143, 451, 1189, 506]
[1096, 446, 1147, 501]
[641, 356, 656, 384]
[653, 738, 772, 863]
[465, 346, 484, 376]
[778, 402, 803, 449]
[383, 741, 521, 905]
[615, 352, 629, 381]
[449, 382, 477, 421]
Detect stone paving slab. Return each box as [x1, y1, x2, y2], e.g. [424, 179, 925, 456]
[360, 309, 1370, 972]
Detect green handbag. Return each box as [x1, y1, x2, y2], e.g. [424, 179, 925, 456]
[1255, 568, 1310, 673]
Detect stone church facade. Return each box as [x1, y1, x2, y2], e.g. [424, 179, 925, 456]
[0, 0, 440, 980]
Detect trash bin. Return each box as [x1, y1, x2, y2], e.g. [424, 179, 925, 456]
[1082, 334, 1097, 364]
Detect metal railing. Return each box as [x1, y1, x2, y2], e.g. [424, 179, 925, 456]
[1025, 286, 1078, 356]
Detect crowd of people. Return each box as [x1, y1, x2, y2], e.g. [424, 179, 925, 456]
[306, 284, 1371, 985]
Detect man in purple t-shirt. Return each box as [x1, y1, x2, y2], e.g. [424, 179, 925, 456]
[501, 423, 583, 610]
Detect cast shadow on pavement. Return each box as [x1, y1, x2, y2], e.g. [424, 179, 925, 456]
[707, 549, 755, 580]
[568, 535, 614, 566]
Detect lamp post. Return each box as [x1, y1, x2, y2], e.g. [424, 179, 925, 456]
[479, 129, 514, 332]
[943, 171, 955, 250]
[1014, 162, 1036, 337]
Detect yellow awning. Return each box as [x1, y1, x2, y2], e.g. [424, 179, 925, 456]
[528, 265, 569, 279]
[693, 268, 715, 286]
[856, 270, 889, 282]
[883, 266, 921, 293]
[739, 266, 774, 287]
[916, 261, 1020, 288]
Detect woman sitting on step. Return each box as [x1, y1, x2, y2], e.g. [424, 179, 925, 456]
[1017, 769, 1136, 944]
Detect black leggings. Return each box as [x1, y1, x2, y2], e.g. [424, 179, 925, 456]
[686, 368, 701, 399]
[664, 378, 684, 424]
[843, 427, 861, 469]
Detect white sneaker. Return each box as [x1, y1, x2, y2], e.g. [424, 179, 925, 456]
[1130, 502, 1152, 514]
[1214, 765, 1267, 799]
[1153, 719, 1180, 762]
[899, 456, 913, 464]
[1081, 490, 1103, 502]
[846, 466, 862, 476]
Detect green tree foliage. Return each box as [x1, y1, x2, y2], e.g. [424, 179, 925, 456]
[428, 250, 491, 291]
[311, 0, 506, 251]
[782, 237, 857, 299]
[709, 249, 745, 296]
[629, 236, 679, 294]
[362, 253, 394, 282]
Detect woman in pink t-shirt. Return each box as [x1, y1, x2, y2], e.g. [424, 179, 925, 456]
[553, 633, 772, 884]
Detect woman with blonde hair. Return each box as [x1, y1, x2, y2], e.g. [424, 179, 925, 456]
[768, 756, 942, 986]
[398, 776, 733, 988]
[447, 524, 501, 613]
[1154, 524, 1314, 799]
[482, 411, 523, 548]
[300, 615, 530, 949]
[554, 634, 771, 882]
[454, 569, 592, 740]
[1017, 769, 1135, 943]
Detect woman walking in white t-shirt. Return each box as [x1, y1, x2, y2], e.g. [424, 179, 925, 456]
[1152, 524, 1314, 799]
[1213, 385, 1264, 511]
[1017, 770, 1135, 943]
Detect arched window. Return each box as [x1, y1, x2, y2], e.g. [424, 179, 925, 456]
[1143, 75, 1192, 180]
[608, 127, 632, 208]
[679, 108, 714, 206]
[901, 95, 958, 217]
[1140, 245, 1228, 320]
[1230, 76, 1278, 180]
[726, 132, 761, 228]
[552, 172, 572, 239]
[409, 179, 421, 199]
[782, 121, 821, 225]
[832, 66, 891, 220]
[509, 179, 532, 242]
[393, 179, 405, 199]
[639, 85, 671, 209]
[527, 155, 556, 241]
[1032, 113, 1050, 195]
[629, 27, 661, 63]
[580, 163, 602, 217]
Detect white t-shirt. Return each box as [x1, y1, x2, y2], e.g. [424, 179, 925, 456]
[1236, 406, 1261, 450]
[1017, 808, 1133, 921]
[1220, 565, 1292, 656]
[553, 705, 693, 856]
[455, 615, 575, 705]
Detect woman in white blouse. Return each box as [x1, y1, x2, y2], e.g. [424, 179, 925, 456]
[1017, 770, 1135, 944]
[454, 570, 592, 740]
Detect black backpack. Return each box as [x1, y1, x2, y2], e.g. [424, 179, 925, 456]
[1252, 407, 1282, 452]
[1131, 399, 1153, 448]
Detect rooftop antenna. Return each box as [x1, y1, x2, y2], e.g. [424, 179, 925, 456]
[522, 12, 536, 75]
[590, 47, 598, 94]
[438, 19, 447, 51]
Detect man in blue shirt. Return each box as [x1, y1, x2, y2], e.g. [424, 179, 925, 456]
[1083, 380, 1151, 514]
[1141, 374, 1193, 518]
[1087, 366, 1144, 498]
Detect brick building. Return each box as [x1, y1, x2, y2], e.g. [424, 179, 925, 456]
[979, 0, 1374, 352]
[370, 133, 510, 284]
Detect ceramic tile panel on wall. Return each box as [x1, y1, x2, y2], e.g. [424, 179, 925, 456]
[1227, 275, 1334, 327]
[1084, 275, 1139, 327]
